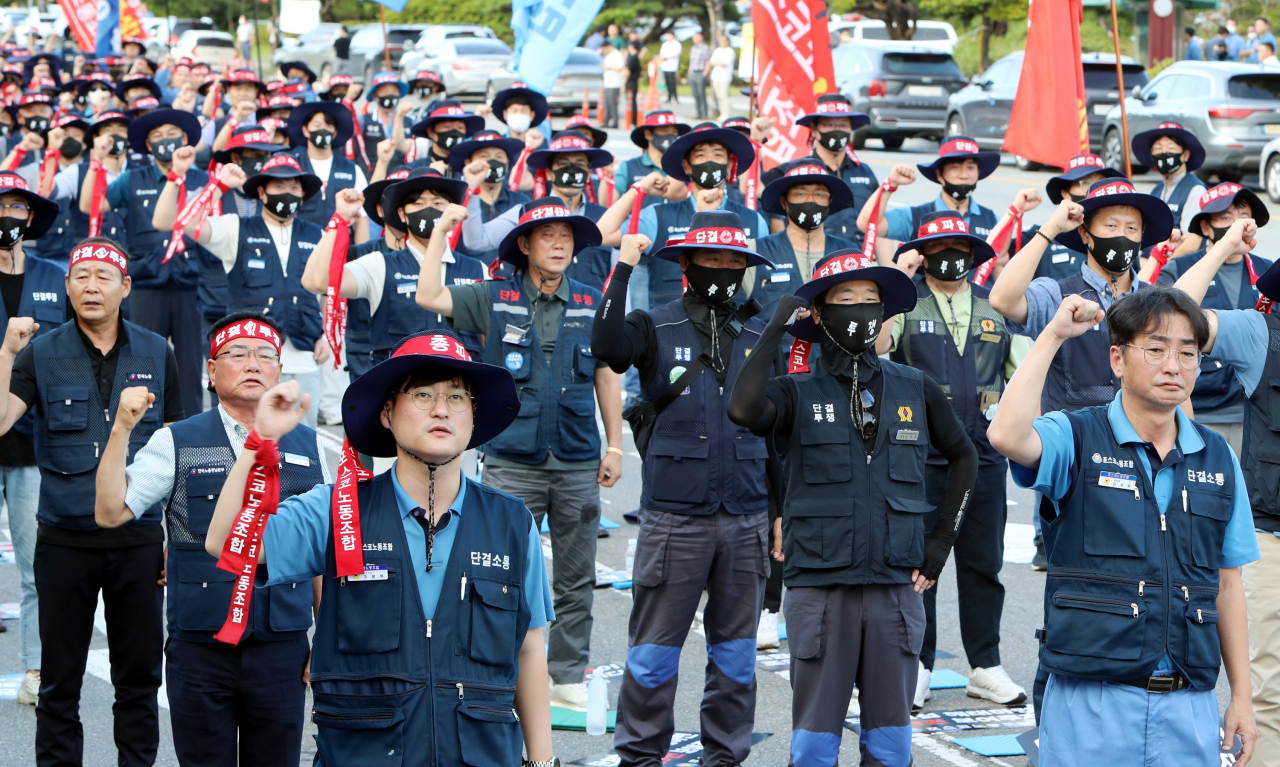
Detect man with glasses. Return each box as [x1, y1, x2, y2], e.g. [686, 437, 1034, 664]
[987, 284, 1258, 766]
[93, 311, 326, 767]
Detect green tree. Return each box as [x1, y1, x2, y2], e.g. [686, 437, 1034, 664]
[921, 0, 1026, 72]
[832, 0, 919, 40]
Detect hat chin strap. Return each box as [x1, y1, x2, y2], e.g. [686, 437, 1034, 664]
[396, 439, 461, 573]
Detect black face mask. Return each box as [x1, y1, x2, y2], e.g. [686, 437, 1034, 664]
[240, 154, 268, 175]
[415, 87, 434, 98]
[1069, 192, 1087, 203]
[553, 165, 589, 189]
[108, 135, 129, 156]
[60, 137, 82, 160]
[377, 96, 398, 110]
[264, 192, 303, 218]
[817, 129, 851, 153]
[484, 159, 507, 184]
[924, 247, 972, 282]
[308, 129, 334, 149]
[650, 133, 676, 153]
[151, 138, 182, 163]
[688, 160, 728, 188]
[1208, 224, 1230, 243]
[942, 181, 976, 201]
[683, 262, 746, 305]
[818, 301, 884, 356]
[0, 216, 27, 248]
[74, 95, 87, 108]
[24, 117, 48, 134]
[1087, 233, 1141, 274]
[787, 201, 828, 231]
[434, 129, 464, 149]
[1151, 151, 1183, 175]
[405, 207, 443, 239]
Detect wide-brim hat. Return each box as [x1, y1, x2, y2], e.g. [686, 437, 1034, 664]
[285, 100, 354, 150]
[220, 69, 269, 96]
[892, 210, 998, 266]
[127, 108, 202, 155]
[720, 116, 751, 136]
[21, 53, 59, 83]
[342, 330, 519, 456]
[491, 82, 548, 128]
[114, 75, 161, 103]
[243, 154, 323, 201]
[75, 72, 114, 97]
[256, 98, 295, 122]
[790, 250, 917, 342]
[760, 160, 855, 217]
[410, 99, 485, 138]
[1187, 183, 1270, 237]
[650, 210, 773, 268]
[317, 74, 353, 98]
[562, 115, 607, 147]
[277, 61, 317, 84]
[408, 70, 445, 92]
[1131, 121, 1205, 172]
[213, 124, 288, 164]
[1045, 153, 1126, 204]
[630, 110, 690, 149]
[1055, 178, 1175, 252]
[52, 113, 90, 134]
[527, 132, 613, 171]
[367, 71, 409, 98]
[0, 171, 58, 239]
[446, 129, 526, 171]
[384, 168, 469, 235]
[129, 97, 161, 117]
[796, 94, 871, 130]
[497, 198, 603, 269]
[87, 110, 132, 139]
[364, 169, 413, 227]
[660, 124, 755, 184]
[917, 135, 1001, 184]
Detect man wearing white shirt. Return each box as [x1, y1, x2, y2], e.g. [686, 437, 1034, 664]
[601, 42, 626, 129]
[659, 33, 683, 103]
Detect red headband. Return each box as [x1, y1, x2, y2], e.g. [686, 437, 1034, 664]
[784, 163, 829, 179]
[261, 155, 303, 174]
[69, 242, 128, 276]
[1067, 154, 1105, 170]
[393, 332, 472, 362]
[685, 226, 748, 247]
[1157, 122, 1184, 130]
[938, 137, 980, 156]
[1200, 183, 1244, 208]
[916, 216, 971, 238]
[549, 135, 592, 151]
[518, 203, 573, 225]
[814, 252, 874, 281]
[228, 129, 273, 150]
[429, 105, 467, 119]
[325, 75, 353, 88]
[814, 100, 852, 114]
[131, 97, 159, 110]
[643, 112, 678, 127]
[210, 318, 282, 359]
[1087, 180, 1138, 199]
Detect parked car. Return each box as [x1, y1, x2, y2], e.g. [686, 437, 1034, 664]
[398, 25, 497, 79]
[172, 30, 237, 69]
[1261, 138, 1280, 202]
[834, 43, 967, 149]
[347, 23, 432, 85]
[143, 17, 219, 60]
[487, 48, 604, 113]
[945, 51, 1148, 169]
[1102, 61, 1280, 182]
[273, 23, 346, 82]
[829, 18, 958, 53]
[419, 38, 514, 99]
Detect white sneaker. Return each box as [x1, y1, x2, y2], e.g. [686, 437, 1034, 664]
[17, 671, 38, 706]
[757, 609, 780, 650]
[549, 681, 592, 711]
[913, 662, 931, 712]
[846, 687, 860, 717]
[966, 665, 1027, 705]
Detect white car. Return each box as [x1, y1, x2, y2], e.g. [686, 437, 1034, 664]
[828, 18, 958, 53]
[1260, 137, 1280, 203]
[172, 30, 238, 69]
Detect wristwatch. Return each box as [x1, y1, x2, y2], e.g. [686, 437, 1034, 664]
[524, 760, 560, 767]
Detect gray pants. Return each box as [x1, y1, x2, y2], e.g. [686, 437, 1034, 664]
[485, 465, 599, 684]
[614, 507, 768, 767]
[786, 583, 924, 767]
[688, 72, 709, 118]
[1206, 421, 1244, 457]
[604, 87, 620, 127]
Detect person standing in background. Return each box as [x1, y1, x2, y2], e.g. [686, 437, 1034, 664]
[709, 36, 735, 121]
[237, 16, 254, 63]
[659, 33, 682, 104]
[333, 27, 351, 74]
[601, 42, 626, 129]
[687, 32, 710, 120]
[607, 23, 627, 52]
[626, 43, 643, 126]
[1185, 27, 1204, 60]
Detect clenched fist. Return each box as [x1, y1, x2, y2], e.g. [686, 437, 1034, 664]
[2, 317, 38, 356]
[114, 385, 156, 431]
[618, 233, 651, 267]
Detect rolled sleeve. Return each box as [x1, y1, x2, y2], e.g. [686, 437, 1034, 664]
[523, 518, 555, 628]
[884, 206, 913, 242]
[1221, 449, 1261, 569]
[345, 251, 387, 312]
[1007, 276, 1064, 337]
[262, 483, 334, 585]
[1010, 411, 1077, 503]
[1209, 309, 1269, 397]
[123, 427, 177, 516]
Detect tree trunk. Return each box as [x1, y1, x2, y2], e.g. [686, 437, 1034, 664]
[979, 14, 991, 72]
[36, 0, 47, 13]
[706, 0, 725, 40]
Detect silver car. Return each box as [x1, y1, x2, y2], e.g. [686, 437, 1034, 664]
[418, 38, 514, 99]
[486, 48, 606, 114]
[273, 23, 346, 82]
[398, 25, 497, 79]
[1102, 61, 1280, 182]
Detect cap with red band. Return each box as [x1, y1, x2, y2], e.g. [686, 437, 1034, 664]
[70, 242, 128, 276]
[131, 97, 160, 112]
[210, 318, 283, 360]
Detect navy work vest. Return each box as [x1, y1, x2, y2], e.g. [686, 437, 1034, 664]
[33, 320, 167, 529]
[639, 299, 770, 515]
[903, 199, 998, 242]
[751, 231, 857, 318]
[619, 156, 667, 210]
[45, 161, 127, 272]
[346, 238, 387, 360]
[649, 198, 763, 306]
[1243, 313, 1280, 533]
[1151, 172, 1201, 218]
[309, 472, 532, 767]
[355, 113, 410, 178]
[293, 149, 359, 229]
[1040, 407, 1233, 691]
[479, 277, 601, 464]
[1016, 223, 1085, 283]
[779, 357, 933, 586]
[368, 247, 485, 359]
[1, 258, 67, 437]
[1043, 271, 1125, 413]
[165, 408, 323, 643]
[560, 199, 613, 291]
[227, 215, 325, 351]
[122, 164, 208, 290]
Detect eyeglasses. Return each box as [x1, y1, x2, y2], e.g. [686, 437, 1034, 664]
[400, 388, 473, 412]
[0, 203, 30, 217]
[1123, 343, 1202, 370]
[788, 188, 832, 204]
[215, 346, 281, 365]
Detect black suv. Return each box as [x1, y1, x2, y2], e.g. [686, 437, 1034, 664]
[833, 43, 968, 150]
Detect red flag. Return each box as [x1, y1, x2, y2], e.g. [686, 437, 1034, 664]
[1002, 0, 1089, 167]
[752, 0, 836, 170]
[58, 0, 98, 54]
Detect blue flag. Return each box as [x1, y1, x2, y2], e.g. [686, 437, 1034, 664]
[375, 0, 407, 13]
[96, 0, 120, 58]
[511, 0, 604, 95]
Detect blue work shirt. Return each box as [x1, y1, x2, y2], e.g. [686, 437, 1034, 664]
[263, 462, 555, 626]
[883, 195, 994, 242]
[1227, 32, 1248, 60]
[623, 193, 770, 246]
[1184, 37, 1204, 60]
[1007, 261, 1143, 338]
[613, 151, 663, 195]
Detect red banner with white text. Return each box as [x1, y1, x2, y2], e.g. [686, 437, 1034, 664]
[752, 0, 836, 170]
[57, 0, 98, 54]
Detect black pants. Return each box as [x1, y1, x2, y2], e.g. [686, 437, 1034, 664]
[131, 286, 203, 420]
[921, 461, 1007, 671]
[663, 71, 678, 102]
[626, 86, 639, 123]
[166, 636, 310, 767]
[35, 540, 164, 767]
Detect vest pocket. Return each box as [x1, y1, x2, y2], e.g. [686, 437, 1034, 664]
[1045, 592, 1146, 660]
[33, 303, 64, 327]
[184, 474, 225, 536]
[1082, 470, 1146, 558]
[1186, 489, 1232, 569]
[783, 507, 853, 570]
[885, 496, 930, 567]
[241, 259, 273, 288]
[733, 437, 769, 505]
[574, 344, 597, 383]
[800, 425, 851, 484]
[313, 705, 405, 767]
[1184, 604, 1221, 668]
[467, 578, 521, 666]
[45, 385, 90, 431]
[172, 547, 238, 633]
[456, 701, 520, 766]
[1247, 443, 1280, 516]
[337, 560, 403, 654]
[647, 435, 710, 503]
[556, 386, 598, 457]
[268, 580, 315, 633]
[485, 390, 541, 457]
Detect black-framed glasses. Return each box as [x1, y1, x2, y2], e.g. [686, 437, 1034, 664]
[1122, 343, 1202, 371]
[399, 388, 473, 412]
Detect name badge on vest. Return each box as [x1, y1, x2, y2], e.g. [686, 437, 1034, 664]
[1052, 252, 1070, 264]
[502, 323, 528, 345]
[895, 428, 920, 441]
[247, 259, 266, 270]
[1098, 471, 1140, 500]
[346, 564, 388, 582]
[282, 452, 310, 467]
[771, 271, 791, 283]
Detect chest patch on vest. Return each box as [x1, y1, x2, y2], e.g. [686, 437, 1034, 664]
[811, 403, 835, 422]
[917, 320, 936, 334]
[471, 551, 511, 569]
[282, 452, 311, 467]
[505, 352, 523, 371]
[1052, 252, 1071, 264]
[247, 259, 266, 269]
[1092, 453, 1135, 469]
[127, 372, 153, 381]
[364, 542, 394, 551]
[979, 332, 1002, 344]
[32, 292, 57, 302]
[897, 406, 913, 422]
[895, 428, 920, 441]
[674, 347, 693, 362]
[771, 271, 791, 283]
[189, 465, 227, 477]
[1186, 469, 1226, 487]
[396, 283, 417, 296]
[1098, 471, 1138, 494]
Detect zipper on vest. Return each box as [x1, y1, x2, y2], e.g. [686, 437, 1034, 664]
[1048, 570, 1158, 596]
[1173, 583, 1216, 602]
[1056, 592, 1141, 616]
[439, 681, 518, 697]
[426, 619, 432, 638]
[94, 441, 100, 458]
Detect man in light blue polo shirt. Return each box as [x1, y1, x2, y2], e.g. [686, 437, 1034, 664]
[988, 285, 1258, 766]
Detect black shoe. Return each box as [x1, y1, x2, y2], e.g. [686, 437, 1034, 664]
[1032, 537, 1048, 571]
[623, 509, 640, 524]
[0, 621, 7, 633]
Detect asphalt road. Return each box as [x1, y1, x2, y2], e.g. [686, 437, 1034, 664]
[0, 94, 1260, 766]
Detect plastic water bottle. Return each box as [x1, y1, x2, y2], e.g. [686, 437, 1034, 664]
[625, 538, 637, 575]
[585, 667, 607, 736]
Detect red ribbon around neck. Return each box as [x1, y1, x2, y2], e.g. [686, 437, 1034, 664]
[331, 438, 371, 578]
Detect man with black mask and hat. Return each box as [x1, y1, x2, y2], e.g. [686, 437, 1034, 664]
[1, 92, 55, 171]
[407, 99, 485, 175]
[612, 110, 688, 202]
[438, 130, 529, 267]
[17, 114, 90, 268]
[1132, 121, 1207, 255]
[879, 210, 1031, 712]
[48, 111, 130, 262]
[355, 72, 412, 179]
[592, 211, 777, 767]
[286, 100, 369, 233]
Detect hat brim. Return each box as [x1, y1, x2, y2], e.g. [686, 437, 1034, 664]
[115, 80, 162, 102]
[1054, 191, 1175, 251]
[341, 354, 520, 457]
[278, 62, 317, 84]
[363, 178, 399, 226]
[1131, 126, 1206, 172]
[384, 175, 470, 231]
[796, 111, 871, 130]
[1187, 187, 1270, 237]
[411, 113, 487, 138]
[127, 109, 202, 155]
[893, 231, 998, 266]
[527, 145, 613, 171]
[256, 105, 293, 121]
[760, 172, 855, 216]
[3, 185, 58, 239]
[87, 115, 131, 138]
[789, 266, 918, 341]
[447, 136, 527, 171]
[630, 121, 691, 149]
[497, 215, 603, 269]
[651, 241, 773, 268]
[55, 117, 90, 134]
[285, 101, 355, 150]
[213, 141, 286, 165]
[243, 168, 323, 201]
[1257, 259, 1280, 302]
[917, 151, 1002, 184]
[492, 88, 549, 128]
[660, 128, 756, 183]
[1045, 166, 1126, 204]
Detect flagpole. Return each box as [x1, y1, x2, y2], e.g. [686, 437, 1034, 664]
[163, 0, 172, 52]
[251, 0, 262, 78]
[748, 40, 757, 120]
[380, 4, 391, 72]
[1108, 0, 1131, 178]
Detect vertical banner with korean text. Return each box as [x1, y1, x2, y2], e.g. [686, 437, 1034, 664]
[512, 0, 607, 95]
[58, 0, 98, 54]
[120, 0, 146, 41]
[96, 0, 120, 58]
[752, 0, 836, 169]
